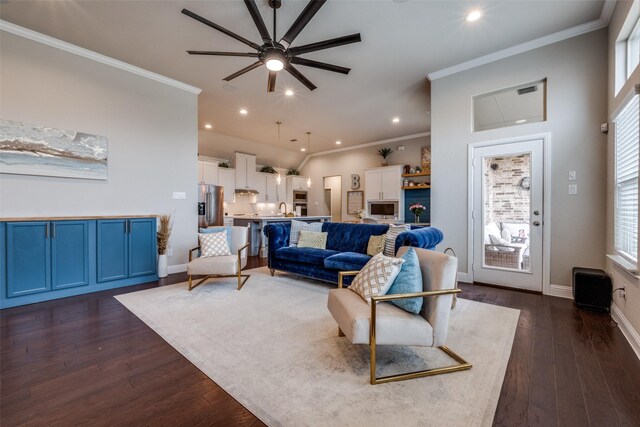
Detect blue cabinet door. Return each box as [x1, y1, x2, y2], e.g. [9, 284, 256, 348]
[6, 222, 51, 297]
[51, 221, 89, 290]
[97, 219, 128, 282]
[128, 218, 157, 277]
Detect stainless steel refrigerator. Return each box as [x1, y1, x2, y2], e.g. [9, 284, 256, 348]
[198, 184, 224, 228]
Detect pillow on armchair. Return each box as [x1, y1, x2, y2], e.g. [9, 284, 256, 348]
[349, 253, 404, 304]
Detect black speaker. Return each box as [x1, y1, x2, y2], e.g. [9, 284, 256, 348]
[572, 267, 612, 312]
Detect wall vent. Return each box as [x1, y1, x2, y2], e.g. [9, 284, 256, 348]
[517, 86, 537, 95]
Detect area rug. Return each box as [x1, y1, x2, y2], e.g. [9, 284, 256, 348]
[115, 267, 519, 427]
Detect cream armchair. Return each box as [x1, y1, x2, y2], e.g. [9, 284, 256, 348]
[327, 247, 471, 384]
[187, 225, 250, 291]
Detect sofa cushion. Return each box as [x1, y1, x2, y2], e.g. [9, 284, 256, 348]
[298, 230, 327, 249]
[187, 255, 237, 275]
[324, 252, 372, 271]
[383, 225, 410, 257]
[275, 246, 339, 266]
[322, 222, 390, 253]
[387, 247, 423, 314]
[289, 220, 323, 247]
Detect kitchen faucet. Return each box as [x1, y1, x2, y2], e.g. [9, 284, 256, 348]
[279, 202, 287, 214]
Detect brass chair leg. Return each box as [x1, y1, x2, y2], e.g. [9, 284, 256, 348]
[270, 268, 275, 276]
[338, 327, 345, 337]
[369, 342, 472, 385]
[189, 275, 211, 291]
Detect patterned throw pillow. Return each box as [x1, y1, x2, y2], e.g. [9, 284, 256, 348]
[366, 235, 385, 256]
[199, 231, 231, 257]
[297, 230, 327, 249]
[383, 225, 410, 257]
[349, 253, 405, 304]
[289, 220, 323, 247]
[199, 226, 232, 246]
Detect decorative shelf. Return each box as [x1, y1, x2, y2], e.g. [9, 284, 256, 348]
[402, 185, 431, 190]
[402, 172, 431, 177]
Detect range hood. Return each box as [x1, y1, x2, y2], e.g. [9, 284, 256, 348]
[235, 188, 259, 195]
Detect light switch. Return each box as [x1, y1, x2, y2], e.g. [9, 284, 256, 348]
[568, 171, 577, 181]
[172, 191, 186, 200]
[568, 184, 578, 195]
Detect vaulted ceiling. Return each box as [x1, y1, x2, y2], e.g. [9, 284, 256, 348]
[1, 0, 606, 166]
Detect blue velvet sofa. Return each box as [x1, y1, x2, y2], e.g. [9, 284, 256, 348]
[263, 222, 443, 285]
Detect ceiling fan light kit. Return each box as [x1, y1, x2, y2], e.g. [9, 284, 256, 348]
[182, 0, 361, 92]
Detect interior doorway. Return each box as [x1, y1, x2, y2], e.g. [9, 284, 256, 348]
[323, 176, 342, 222]
[469, 136, 549, 293]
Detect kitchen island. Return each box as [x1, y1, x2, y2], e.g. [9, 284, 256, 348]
[228, 215, 331, 257]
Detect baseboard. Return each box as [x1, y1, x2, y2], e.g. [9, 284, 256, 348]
[168, 263, 187, 274]
[611, 303, 640, 360]
[547, 284, 573, 299]
[457, 272, 472, 284]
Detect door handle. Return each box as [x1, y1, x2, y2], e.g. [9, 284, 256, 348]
[45, 222, 49, 238]
[533, 210, 540, 216]
[51, 222, 56, 238]
[533, 220, 541, 226]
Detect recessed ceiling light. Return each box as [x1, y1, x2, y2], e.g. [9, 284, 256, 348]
[392, 117, 400, 123]
[515, 119, 527, 124]
[285, 89, 294, 96]
[336, 140, 342, 145]
[466, 10, 482, 22]
[239, 109, 248, 115]
[204, 123, 213, 129]
[301, 148, 306, 152]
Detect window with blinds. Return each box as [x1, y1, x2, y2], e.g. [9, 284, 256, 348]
[614, 93, 640, 263]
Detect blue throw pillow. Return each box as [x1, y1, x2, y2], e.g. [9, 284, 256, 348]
[199, 226, 232, 246]
[387, 247, 423, 314]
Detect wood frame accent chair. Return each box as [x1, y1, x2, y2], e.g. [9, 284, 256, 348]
[187, 225, 251, 291]
[327, 247, 471, 384]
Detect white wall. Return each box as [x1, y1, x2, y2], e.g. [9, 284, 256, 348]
[431, 29, 608, 288]
[301, 136, 430, 221]
[0, 32, 199, 268]
[606, 1, 640, 341]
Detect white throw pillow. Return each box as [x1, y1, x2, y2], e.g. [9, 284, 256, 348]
[489, 234, 513, 252]
[349, 253, 405, 304]
[484, 222, 501, 244]
[383, 225, 410, 257]
[289, 220, 323, 247]
[199, 231, 231, 257]
[501, 228, 512, 242]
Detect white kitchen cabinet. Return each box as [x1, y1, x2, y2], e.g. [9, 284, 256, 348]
[285, 175, 309, 202]
[218, 168, 236, 202]
[365, 165, 402, 200]
[255, 172, 280, 203]
[232, 152, 257, 190]
[198, 161, 218, 185]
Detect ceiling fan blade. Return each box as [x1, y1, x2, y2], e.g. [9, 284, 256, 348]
[280, 0, 326, 47]
[285, 64, 317, 91]
[223, 61, 263, 81]
[290, 57, 350, 75]
[289, 33, 361, 56]
[244, 0, 272, 44]
[267, 71, 277, 92]
[187, 51, 259, 57]
[182, 8, 261, 50]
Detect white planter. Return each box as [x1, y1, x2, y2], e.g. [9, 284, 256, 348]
[158, 254, 168, 278]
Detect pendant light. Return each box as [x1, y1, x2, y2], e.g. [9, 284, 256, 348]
[275, 121, 282, 185]
[306, 131, 312, 188]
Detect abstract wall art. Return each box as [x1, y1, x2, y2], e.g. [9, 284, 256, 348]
[0, 119, 108, 180]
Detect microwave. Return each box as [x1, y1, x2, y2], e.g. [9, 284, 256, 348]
[369, 202, 398, 218]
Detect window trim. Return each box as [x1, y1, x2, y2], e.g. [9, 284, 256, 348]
[613, 89, 640, 266]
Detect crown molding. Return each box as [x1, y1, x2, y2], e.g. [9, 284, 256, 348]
[428, 1, 616, 81]
[297, 132, 430, 170]
[0, 19, 202, 95]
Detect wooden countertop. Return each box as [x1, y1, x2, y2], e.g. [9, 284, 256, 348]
[0, 215, 159, 222]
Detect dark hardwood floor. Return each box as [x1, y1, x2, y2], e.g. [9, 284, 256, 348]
[2, 257, 639, 426]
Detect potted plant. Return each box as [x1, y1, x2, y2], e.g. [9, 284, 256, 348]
[218, 162, 229, 168]
[354, 209, 366, 223]
[377, 147, 393, 166]
[157, 214, 172, 278]
[259, 165, 277, 174]
[287, 168, 301, 176]
[409, 203, 425, 223]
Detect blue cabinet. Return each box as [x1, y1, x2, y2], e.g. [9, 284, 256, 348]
[6, 222, 51, 297]
[1, 217, 157, 309]
[129, 219, 157, 277]
[97, 218, 156, 283]
[97, 219, 128, 282]
[51, 221, 89, 290]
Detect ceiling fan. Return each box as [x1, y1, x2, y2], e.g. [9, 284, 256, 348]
[182, 0, 361, 92]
